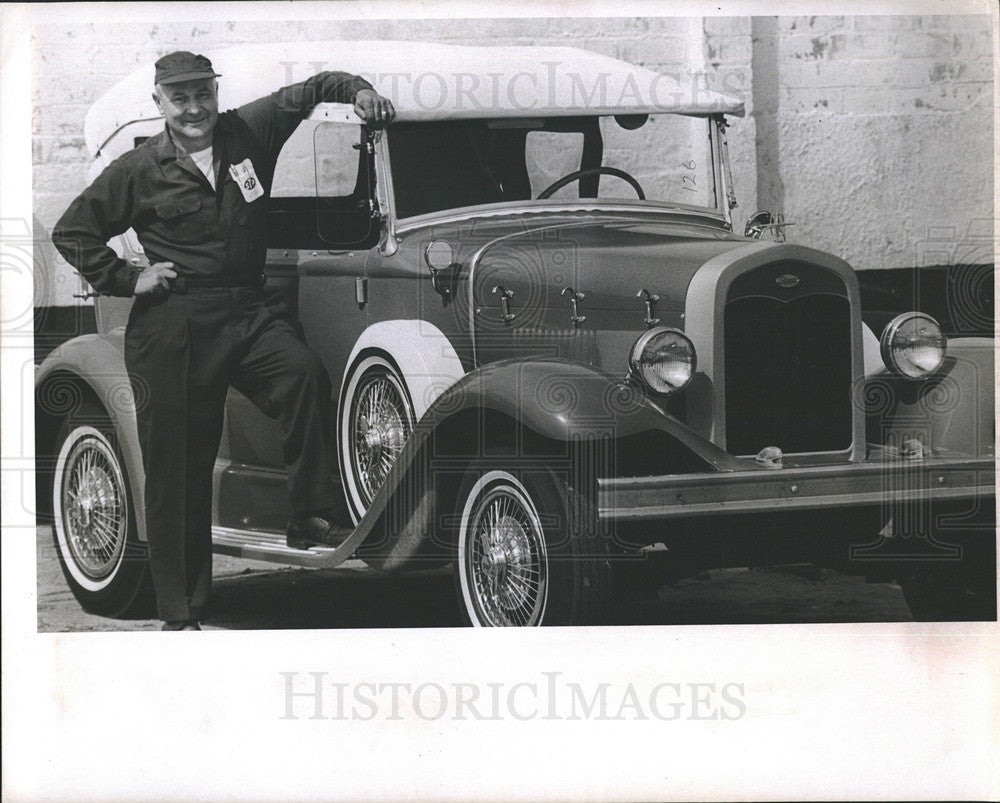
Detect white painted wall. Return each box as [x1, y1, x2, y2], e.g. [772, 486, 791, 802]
[32, 14, 993, 306]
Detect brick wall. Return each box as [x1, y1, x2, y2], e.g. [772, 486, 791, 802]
[754, 14, 993, 271]
[32, 14, 992, 307]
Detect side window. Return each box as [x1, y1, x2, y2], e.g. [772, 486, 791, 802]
[314, 122, 361, 198]
[270, 119, 376, 249]
[272, 119, 324, 198]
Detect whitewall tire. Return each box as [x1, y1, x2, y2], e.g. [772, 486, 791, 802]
[51, 403, 152, 616]
[339, 354, 415, 523]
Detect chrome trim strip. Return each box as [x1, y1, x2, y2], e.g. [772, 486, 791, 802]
[395, 204, 730, 235]
[598, 458, 995, 521]
[373, 129, 399, 255]
[715, 117, 738, 218]
[709, 115, 725, 220]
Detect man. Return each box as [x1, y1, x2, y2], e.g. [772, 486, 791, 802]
[52, 51, 395, 630]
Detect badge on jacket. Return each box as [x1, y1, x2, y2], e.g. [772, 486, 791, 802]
[228, 158, 265, 202]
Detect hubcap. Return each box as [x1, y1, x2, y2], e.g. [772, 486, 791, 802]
[466, 481, 547, 626]
[350, 371, 412, 507]
[60, 434, 127, 581]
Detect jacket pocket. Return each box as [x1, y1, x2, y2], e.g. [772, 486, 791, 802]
[154, 197, 204, 243]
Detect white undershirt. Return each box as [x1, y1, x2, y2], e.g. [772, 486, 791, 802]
[188, 145, 216, 189]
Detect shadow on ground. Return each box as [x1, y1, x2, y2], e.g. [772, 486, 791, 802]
[37, 526, 913, 631]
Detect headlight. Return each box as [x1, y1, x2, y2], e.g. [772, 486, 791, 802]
[880, 313, 947, 379]
[629, 327, 696, 394]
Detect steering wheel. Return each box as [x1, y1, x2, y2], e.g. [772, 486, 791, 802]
[536, 166, 645, 200]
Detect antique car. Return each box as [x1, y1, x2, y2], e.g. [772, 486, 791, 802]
[35, 41, 995, 626]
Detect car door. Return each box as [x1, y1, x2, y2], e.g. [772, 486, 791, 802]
[216, 116, 377, 532]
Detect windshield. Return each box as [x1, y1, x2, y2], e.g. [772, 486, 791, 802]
[387, 114, 718, 219]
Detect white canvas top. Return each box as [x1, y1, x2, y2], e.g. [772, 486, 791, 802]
[85, 40, 745, 157]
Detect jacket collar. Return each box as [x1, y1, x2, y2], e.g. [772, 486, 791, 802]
[153, 113, 232, 165]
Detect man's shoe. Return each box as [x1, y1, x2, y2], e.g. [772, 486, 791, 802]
[286, 512, 331, 549]
[286, 512, 351, 550]
[162, 620, 201, 631]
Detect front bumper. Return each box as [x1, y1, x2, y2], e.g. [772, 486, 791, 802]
[598, 455, 995, 521]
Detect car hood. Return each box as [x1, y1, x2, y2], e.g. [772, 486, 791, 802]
[457, 214, 762, 330]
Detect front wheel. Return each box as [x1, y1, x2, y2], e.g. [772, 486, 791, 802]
[454, 462, 611, 626]
[51, 403, 153, 617]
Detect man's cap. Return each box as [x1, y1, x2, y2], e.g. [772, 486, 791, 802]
[154, 51, 221, 86]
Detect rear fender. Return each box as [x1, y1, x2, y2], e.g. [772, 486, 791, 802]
[34, 333, 147, 540]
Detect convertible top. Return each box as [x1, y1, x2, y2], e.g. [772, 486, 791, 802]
[85, 40, 745, 157]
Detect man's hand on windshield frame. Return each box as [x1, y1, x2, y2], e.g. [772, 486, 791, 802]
[354, 88, 395, 128]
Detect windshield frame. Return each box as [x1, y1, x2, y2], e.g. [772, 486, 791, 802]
[379, 113, 733, 236]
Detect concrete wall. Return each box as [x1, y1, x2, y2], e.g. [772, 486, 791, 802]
[32, 14, 993, 307]
[749, 14, 994, 271]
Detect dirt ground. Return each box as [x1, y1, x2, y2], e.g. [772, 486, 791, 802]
[36, 524, 913, 631]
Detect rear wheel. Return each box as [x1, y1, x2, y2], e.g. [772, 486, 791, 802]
[454, 460, 611, 626]
[51, 403, 152, 617]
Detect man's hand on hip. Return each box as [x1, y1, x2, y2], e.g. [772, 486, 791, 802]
[134, 262, 177, 296]
[354, 88, 395, 128]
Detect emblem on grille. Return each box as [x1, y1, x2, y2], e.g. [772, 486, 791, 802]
[776, 273, 800, 288]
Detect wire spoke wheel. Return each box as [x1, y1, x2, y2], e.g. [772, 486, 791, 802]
[50, 404, 152, 618]
[459, 471, 549, 627]
[343, 358, 414, 516]
[57, 429, 128, 583]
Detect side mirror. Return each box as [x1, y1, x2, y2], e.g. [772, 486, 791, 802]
[744, 210, 773, 238]
[744, 210, 790, 242]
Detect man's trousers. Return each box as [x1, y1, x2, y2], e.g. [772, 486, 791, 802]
[124, 287, 336, 622]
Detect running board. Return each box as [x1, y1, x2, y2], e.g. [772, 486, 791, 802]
[212, 525, 367, 570]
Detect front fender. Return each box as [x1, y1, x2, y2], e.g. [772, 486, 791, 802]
[865, 336, 995, 459]
[354, 359, 748, 570]
[35, 332, 147, 540]
[423, 359, 746, 468]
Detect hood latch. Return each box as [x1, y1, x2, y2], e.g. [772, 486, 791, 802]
[637, 288, 661, 328]
[562, 287, 586, 329]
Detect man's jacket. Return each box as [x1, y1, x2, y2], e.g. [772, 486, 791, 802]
[52, 71, 373, 296]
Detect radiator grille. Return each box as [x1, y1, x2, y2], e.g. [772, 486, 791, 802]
[724, 264, 853, 455]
